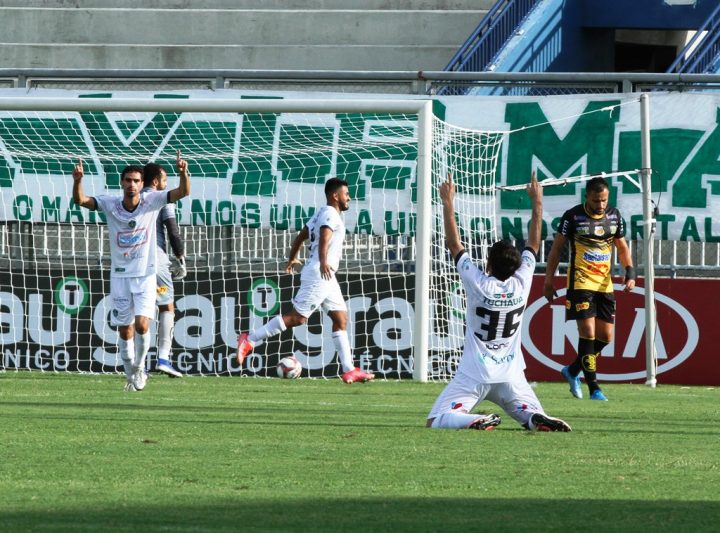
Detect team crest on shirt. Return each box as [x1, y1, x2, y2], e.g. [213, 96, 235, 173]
[594, 226, 605, 236]
[128, 220, 137, 228]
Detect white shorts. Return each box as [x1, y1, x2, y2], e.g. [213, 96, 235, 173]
[110, 274, 157, 326]
[291, 276, 347, 318]
[427, 371, 545, 428]
[156, 252, 174, 307]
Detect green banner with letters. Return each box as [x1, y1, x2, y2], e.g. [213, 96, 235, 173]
[0, 89, 718, 241]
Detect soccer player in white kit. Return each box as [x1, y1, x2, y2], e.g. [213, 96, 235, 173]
[72, 152, 190, 391]
[142, 162, 187, 378]
[236, 177, 375, 384]
[426, 173, 571, 432]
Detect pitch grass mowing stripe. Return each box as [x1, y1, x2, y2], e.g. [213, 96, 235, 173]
[1, 373, 718, 532]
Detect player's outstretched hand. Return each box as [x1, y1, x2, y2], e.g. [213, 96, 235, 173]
[72, 158, 84, 181]
[439, 173, 455, 206]
[624, 278, 636, 292]
[176, 149, 188, 176]
[172, 256, 187, 281]
[527, 171, 542, 202]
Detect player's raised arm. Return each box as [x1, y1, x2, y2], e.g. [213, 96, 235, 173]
[440, 174, 463, 259]
[168, 149, 191, 203]
[71, 158, 96, 210]
[285, 226, 309, 273]
[525, 171, 543, 255]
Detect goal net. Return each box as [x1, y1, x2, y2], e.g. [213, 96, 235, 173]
[0, 97, 504, 380]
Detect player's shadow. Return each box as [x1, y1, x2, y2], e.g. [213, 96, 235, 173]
[2, 497, 718, 531]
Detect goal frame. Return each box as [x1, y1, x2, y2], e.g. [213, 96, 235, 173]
[0, 96, 436, 381]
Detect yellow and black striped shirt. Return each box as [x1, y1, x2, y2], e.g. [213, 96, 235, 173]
[558, 204, 625, 293]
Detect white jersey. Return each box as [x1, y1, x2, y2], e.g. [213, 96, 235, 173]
[301, 205, 345, 281]
[95, 190, 169, 278]
[454, 248, 536, 383]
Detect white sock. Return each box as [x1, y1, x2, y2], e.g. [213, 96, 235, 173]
[157, 311, 174, 362]
[248, 315, 286, 344]
[119, 337, 134, 379]
[134, 332, 151, 371]
[332, 330, 355, 373]
[431, 411, 483, 429]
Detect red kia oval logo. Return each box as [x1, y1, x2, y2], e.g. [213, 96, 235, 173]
[522, 285, 698, 381]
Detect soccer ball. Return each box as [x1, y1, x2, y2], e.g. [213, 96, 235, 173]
[276, 356, 302, 379]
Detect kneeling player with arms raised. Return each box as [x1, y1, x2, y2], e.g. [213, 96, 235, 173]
[427, 173, 571, 432]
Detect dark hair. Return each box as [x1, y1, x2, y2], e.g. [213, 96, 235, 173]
[142, 162, 165, 187]
[487, 240, 521, 281]
[586, 177, 609, 195]
[325, 177, 348, 197]
[121, 165, 144, 181]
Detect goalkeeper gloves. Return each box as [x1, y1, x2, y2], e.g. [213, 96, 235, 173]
[172, 256, 187, 281]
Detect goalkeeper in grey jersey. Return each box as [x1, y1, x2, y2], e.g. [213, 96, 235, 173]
[142, 162, 188, 378]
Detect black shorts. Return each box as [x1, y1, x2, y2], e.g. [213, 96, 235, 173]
[565, 289, 616, 323]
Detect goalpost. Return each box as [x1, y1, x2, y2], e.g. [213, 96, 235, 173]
[0, 96, 503, 381]
[0, 95, 656, 384]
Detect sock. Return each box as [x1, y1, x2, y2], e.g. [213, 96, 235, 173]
[157, 311, 174, 362]
[569, 336, 595, 377]
[332, 330, 355, 373]
[577, 336, 600, 392]
[119, 337, 134, 379]
[248, 315, 286, 344]
[594, 338, 609, 356]
[134, 332, 151, 371]
[585, 340, 609, 393]
[431, 411, 483, 429]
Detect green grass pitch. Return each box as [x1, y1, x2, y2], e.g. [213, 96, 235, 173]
[1, 373, 719, 532]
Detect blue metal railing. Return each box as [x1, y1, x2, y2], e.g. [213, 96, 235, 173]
[667, 2, 720, 73]
[443, 0, 543, 74]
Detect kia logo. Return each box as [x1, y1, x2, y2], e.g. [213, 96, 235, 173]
[522, 284, 698, 381]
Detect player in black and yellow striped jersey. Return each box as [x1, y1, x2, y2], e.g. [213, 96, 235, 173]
[543, 177, 636, 401]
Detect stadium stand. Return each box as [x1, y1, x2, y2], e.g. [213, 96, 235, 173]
[0, 0, 493, 71]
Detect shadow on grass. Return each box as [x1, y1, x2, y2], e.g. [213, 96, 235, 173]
[1, 497, 719, 532]
[4, 401, 719, 436]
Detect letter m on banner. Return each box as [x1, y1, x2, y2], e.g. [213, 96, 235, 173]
[501, 101, 620, 208]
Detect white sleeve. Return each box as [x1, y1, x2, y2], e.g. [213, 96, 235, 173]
[146, 190, 169, 210]
[455, 251, 483, 288]
[94, 195, 110, 213]
[320, 208, 341, 232]
[514, 248, 537, 289]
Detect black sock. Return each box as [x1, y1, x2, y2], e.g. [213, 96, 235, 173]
[570, 337, 595, 377]
[569, 356, 583, 377]
[583, 368, 600, 393]
[585, 339, 609, 392]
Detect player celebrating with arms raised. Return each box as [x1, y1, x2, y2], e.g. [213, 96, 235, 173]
[72, 151, 190, 391]
[427, 173, 571, 432]
[544, 177, 635, 401]
[236, 177, 374, 384]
